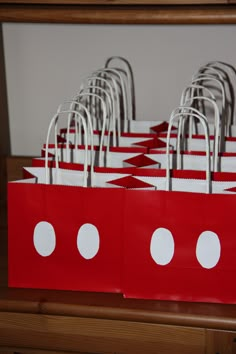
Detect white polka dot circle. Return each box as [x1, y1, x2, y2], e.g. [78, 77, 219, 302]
[196, 231, 221, 269]
[33, 221, 221, 268]
[150, 227, 175, 266]
[33, 221, 56, 257]
[77, 223, 100, 260]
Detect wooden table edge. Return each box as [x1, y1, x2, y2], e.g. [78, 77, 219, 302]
[0, 298, 236, 331]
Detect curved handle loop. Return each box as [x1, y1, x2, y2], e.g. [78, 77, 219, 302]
[205, 61, 236, 131]
[105, 56, 135, 122]
[166, 110, 211, 194]
[57, 100, 93, 155]
[180, 84, 216, 138]
[206, 61, 236, 73]
[83, 76, 118, 146]
[75, 92, 107, 167]
[168, 105, 211, 169]
[191, 75, 226, 150]
[191, 75, 225, 111]
[80, 85, 114, 159]
[45, 110, 89, 187]
[191, 69, 224, 111]
[93, 68, 128, 133]
[193, 65, 224, 82]
[91, 69, 122, 142]
[191, 73, 225, 114]
[79, 84, 114, 152]
[56, 100, 94, 184]
[180, 84, 216, 107]
[182, 96, 220, 171]
[205, 61, 236, 85]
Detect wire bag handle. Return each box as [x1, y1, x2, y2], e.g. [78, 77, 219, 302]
[105, 56, 135, 123]
[56, 100, 94, 186]
[90, 69, 122, 144]
[166, 110, 211, 194]
[182, 96, 220, 172]
[82, 76, 118, 146]
[79, 85, 114, 155]
[206, 61, 236, 134]
[169, 106, 212, 171]
[45, 110, 89, 187]
[93, 68, 128, 134]
[191, 75, 226, 154]
[57, 100, 93, 157]
[180, 83, 216, 140]
[74, 92, 107, 167]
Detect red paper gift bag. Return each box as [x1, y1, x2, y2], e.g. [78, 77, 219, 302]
[121, 108, 236, 304]
[8, 108, 127, 293]
[122, 188, 236, 303]
[8, 182, 125, 292]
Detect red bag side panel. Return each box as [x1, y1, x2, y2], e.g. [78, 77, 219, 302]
[123, 189, 236, 303]
[8, 182, 125, 293]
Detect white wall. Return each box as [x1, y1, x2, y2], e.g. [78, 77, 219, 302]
[3, 23, 236, 156]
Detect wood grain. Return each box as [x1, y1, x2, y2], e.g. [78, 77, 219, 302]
[0, 349, 100, 354]
[206, 329, 236, 354]
[0, 312, 205, 354]
[1, 4, 236, 24]
[0, 25, 10, 157]
[6, 156, 32, 181]
[0, 157, 7, 204]
[1, 287, 236, 331]
[0, 350, 101, 354]
[0, 0, 227, 4]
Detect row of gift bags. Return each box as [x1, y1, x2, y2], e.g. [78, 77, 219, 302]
[8, 57, 236, 303]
